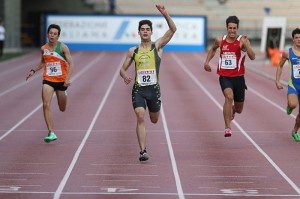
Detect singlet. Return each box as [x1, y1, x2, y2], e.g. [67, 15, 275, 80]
[217, 35, 247, 77]
[133, 43, 161, 86]
[42, 42, 68, 82]
[288, 47, 300, 86]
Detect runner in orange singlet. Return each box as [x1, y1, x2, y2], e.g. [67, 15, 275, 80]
[26, 24, 74, 143]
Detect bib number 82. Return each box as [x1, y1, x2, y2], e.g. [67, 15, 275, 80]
[142, 75, 151, 82]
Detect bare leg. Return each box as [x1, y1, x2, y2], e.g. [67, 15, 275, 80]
[42, 84, 55, 132]
[292, 96, 300, 132]
[223, 88, 234, 129]
[149, 111, 160, 124]
[56, 90, 67, 112]
[135, 107, 146, 151]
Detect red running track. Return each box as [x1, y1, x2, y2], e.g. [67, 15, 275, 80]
[0, 50, 299, 199]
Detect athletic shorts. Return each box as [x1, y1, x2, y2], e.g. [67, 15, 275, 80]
[219, 75, 247, 102]
[43, 80, 67, 91]
[132, 83, 161, 112]
[287, 84, 300, 96]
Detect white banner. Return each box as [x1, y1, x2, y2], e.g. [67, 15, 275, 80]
[46, 15, 206, 51]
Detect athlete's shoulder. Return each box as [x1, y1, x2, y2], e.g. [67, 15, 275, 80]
[41, 43, 48, 49]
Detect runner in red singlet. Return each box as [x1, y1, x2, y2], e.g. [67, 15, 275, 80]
[204, 16, 255, 137]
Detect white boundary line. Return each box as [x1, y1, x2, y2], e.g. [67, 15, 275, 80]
[0, 52, 105, 141]
[1, 191, 300, 197]
[171, 53, 300, 195]
[161, 104, 185, 199]
[53, 54, 125, 199]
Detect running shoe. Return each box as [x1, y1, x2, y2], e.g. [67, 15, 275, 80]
[44, 132, 57, 143]
[292, 132, 300, 142]
[224, 128, 232, 137]
[139, 149, 149, 161]
[286, 106, 293, 115]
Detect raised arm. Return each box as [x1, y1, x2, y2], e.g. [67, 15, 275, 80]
[155, 4, 177, 50]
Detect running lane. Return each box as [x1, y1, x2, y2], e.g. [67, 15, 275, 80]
[0, 51, 184, 199]
[159, 52, 300, 198]
[1, 51, 300, 199]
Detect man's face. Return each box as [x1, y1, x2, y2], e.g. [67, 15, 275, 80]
[47, 28, 59, 42]
[293, 34, 300, 47]
[139, 24, 152, 40]
[227, 22, 238, 39]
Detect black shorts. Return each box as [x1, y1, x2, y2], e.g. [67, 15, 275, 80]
[43, 80, 67, 91]
[132, 83, 161, 112]
[219, 76, 247, 102]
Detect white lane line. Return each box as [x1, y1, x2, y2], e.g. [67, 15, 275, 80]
[0, 52, 105, 142]
[1, 191, 300, 197]
[90, 163, 157, 167]
[246, 64, 288, 86]
[248, 87, 296, 119]
[0, 173, 48, 175]
[161, 104, 185, 199]
[85, 174, 158, 177]
[0, 104, 42, 141]
[195, 175, 267, 178]
[53, 54, 125, 199]
[171, 53, 300, 195]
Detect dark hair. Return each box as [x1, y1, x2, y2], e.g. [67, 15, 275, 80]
[47, 24, 61, 36]
[292, 28, 300, 38]
[138, 20, 153, 31]
[226, 16, 239, 28]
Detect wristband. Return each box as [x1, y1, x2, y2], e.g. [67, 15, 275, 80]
[30, 69, 36, 73]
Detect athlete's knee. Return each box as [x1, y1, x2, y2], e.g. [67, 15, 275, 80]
[59, 106, 66, 112]
[137, 115, 145, 124]
[150, 113, 159, 124]
[225, 95, 234, 104]
[135, 110, 145, 123]
[235, 106, 243, 114]
[150, 117, 159, 124]
[43, 101, 51, 110]
[288, 102, 297, 110]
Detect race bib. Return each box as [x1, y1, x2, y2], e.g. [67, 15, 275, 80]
[137, 69, 157, 86]
[221, 54, 237, 69]
[293, 64, 300, 78]
[46, 62, 62, 76]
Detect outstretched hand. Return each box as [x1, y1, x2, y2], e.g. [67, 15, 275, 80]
[26, 71, 33, 81]
[156, 4, 167, 15]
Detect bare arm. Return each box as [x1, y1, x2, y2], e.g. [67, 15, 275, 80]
[241, 35, 255, 60]
[120, 47, 135, 85]
[204, 37, 221, 72]
[25, 48, 45, 81]
[61, 43, 74, 87]
[275, 50, 288, 90]
[155, 4, 177, 51]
